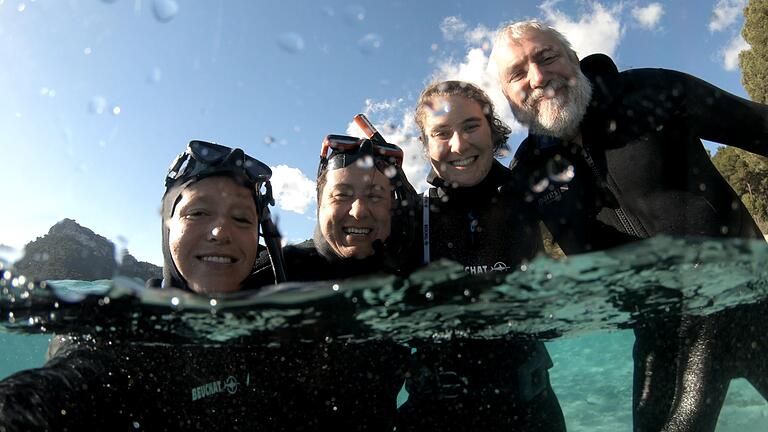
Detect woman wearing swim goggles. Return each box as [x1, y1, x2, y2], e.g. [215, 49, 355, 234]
[161, 140, 286, 291]
[313, 115, 417, 262]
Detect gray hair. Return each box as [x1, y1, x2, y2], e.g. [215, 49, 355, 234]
[491, 20, 579, 64]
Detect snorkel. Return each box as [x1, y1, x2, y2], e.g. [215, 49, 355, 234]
[316, 115, 417, 263]
[162, 140, 286, 291]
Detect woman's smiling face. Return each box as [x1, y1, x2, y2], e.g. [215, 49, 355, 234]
[318, 164, 392, 259]
[423, 95, 495, 187]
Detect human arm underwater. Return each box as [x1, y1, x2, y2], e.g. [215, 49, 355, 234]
[0, 337, 132, 430]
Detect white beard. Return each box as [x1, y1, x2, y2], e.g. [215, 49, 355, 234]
[510, 70, 592, 140]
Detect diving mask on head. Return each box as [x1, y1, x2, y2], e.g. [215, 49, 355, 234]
[317, 114, 404, 178]
[165, 140, 286, 284]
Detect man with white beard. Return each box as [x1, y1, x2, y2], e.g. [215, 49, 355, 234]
[491, 21, 768, 432]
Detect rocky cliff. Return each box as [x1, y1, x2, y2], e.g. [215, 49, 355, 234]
[12, 219, 161, 282]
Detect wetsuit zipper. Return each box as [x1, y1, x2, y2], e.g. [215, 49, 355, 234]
[579, 144, 648, 238]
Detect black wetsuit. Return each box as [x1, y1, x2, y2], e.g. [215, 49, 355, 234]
[0, 230, 408, 431]
[396, 160, 566, 431]
[0, 283, 408, 431]
[511, 54, 768, 431]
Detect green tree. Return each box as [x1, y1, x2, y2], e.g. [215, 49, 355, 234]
[711, 146, 768, 234]
[714, 0, 768, 236]
[740, 0, 768, 103]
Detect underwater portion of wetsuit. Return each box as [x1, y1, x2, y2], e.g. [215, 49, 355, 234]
[511, 54, 768, 432]
[0, 330, 407, 431]
[396, 160, 566, 432]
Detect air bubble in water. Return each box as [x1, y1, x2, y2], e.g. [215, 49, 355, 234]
[264, 135, 276, 146]
[152, 0, 179, 23]
[546, 157, 575, 183]
[357, 34, 382, 55]
[332, 284, 340, 292]
[277, 33, 305, 54]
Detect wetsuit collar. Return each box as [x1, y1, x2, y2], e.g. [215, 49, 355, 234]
[427, 160, 510, 200]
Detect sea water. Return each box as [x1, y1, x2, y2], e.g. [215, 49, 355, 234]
[1, 236, 767, 431]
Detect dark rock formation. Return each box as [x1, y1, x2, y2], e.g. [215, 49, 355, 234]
[12, 219, 161, 282]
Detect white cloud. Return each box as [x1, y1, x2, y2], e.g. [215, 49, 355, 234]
[539, 0, 623, 58]
[709, 0, 746, 32]
[269, 165, 316, 214]
[441, 16, 467, 41]
[345, 3, 624, 186]
[464, 24, 495, 50]
[722, 33, 750, 70]
[346, 99, 430, 193]
[632, 3, 664, 30]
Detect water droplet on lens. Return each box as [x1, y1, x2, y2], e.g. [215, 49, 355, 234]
[546, 157, 575, 183]
[356, 155, 374, 169]
[529, 174, 549, 193]
[357, 33, 382, 55]
[343, 4, 365, 24]
[17, 3, 26, 12]
[148, 67, 162, 83]
[277, 33, 305, 54]
[152, 0, 179, 23]
[112, 106, 121, 116]
[383, 165, 398, 178]
[89, 96, 107, 115]
[321, 6, 335, 17]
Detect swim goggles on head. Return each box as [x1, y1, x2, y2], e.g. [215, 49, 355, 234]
[318, 114, 404, 177]
[166, 140, 272, 190]
[165, 140, 286, 283]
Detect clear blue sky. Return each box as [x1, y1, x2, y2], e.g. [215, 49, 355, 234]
[0, 0, 752, 265]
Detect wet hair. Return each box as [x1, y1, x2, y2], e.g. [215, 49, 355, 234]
[414, 80, 511, 156]
[491, 20, 579, 64]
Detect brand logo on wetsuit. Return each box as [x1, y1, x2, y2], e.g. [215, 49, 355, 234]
[464, 261, 509, 274]
[191, 375, 239, 401]
[537, 185, 569, 206]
